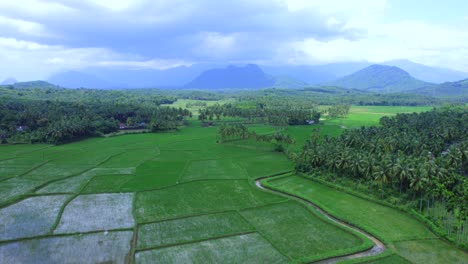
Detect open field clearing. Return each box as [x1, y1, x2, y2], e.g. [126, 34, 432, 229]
[284, 105, 434, 149]
[135, 233, 287, 264]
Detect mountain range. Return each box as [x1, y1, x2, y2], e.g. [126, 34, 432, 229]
[326, 65, 433, 93]
[44, 60, 468, 90]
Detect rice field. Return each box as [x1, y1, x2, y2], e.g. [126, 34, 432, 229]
[0, 105, 465, 263]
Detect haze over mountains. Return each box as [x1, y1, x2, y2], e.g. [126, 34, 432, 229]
[43, 60, 468, 91]
[326, 65, 433, 93]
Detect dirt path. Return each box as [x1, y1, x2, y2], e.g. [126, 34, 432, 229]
[255, 177, 386, 264]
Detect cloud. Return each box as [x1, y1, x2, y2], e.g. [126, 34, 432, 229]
[284, 20, 468, 71]
[0, 0, 467, 79]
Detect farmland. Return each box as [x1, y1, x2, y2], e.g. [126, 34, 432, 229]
[0, 105, 466, 263]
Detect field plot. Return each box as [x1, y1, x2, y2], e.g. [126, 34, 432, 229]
[0, 178, 42, 206]
[240, 201, 364, 259]
[0, 195, 70, 241]
[393, 239, 467, 264]
[119, 160, 186, 191]
[36, 167, 135, 194]
[181, 159, 247, 181]
[55, 193, 134, 233]
[0, 231, 133, 264]
[137, 211, 254, 249]
[135, 233, 287, 264]
[135, 180, 285, 223]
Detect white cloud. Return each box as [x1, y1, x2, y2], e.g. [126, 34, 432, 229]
[97, 58, 193, 70]
[0, 37, 195, 80]
[283, 20, 468, 72]
[0, 15, 48, 37]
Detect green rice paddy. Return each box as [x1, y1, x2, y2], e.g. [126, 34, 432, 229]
[0, 105, 465, 263]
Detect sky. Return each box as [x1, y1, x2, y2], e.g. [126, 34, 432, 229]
[0, 0, 467, 80]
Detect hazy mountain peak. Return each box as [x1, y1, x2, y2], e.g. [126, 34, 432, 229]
[327, 64, 432, 92]
[1, 77, 18, 85]
[184, 64, 276, 89]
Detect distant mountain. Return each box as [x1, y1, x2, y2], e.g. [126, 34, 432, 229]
[185, 64, 277, 89]
[261, 62, 371, 84]
[2, 80, 59, 89]
[272, 75, 309, 88]
[327, 65, 433, 93]
[383, 60, 468, 83]
[1, 77, 18, 85]
[410, 78, 468, 98]
[48, 71, 123, 89]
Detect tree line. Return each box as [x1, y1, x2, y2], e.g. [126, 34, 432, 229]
[199, 101, 321, 127]
[295, 106, 467, 244]
[0, 97, 190, 144]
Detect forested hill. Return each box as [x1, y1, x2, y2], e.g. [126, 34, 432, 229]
[327, 64, 433, 93]
[410, 78, 468, 98]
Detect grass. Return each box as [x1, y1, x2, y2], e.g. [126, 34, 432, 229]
[256, 105, 434, 152]
[135, 233, 287, 264]
[0, 231, 133, 264]
[264, 175, 435, 242]
[393, 239, 467, 264]
[0, 105, 459, 263]
[264, 175, 467, 263]
[137, 211, 254, 249]
[0, 195, 70, 241]
[240, 201, 365, 259]
[134, 180, 286, 223]
[54, 193, 134, 234]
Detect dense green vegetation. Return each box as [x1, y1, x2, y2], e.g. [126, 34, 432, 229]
[1, 82, 467, 263]
[1, 122, 379, 263]
[0, 84, 194, 143]
[263, 175, 467, 263]
[295, 106, 468, 246]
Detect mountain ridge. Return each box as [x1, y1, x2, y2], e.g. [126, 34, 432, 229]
[326, 64, 433, 93]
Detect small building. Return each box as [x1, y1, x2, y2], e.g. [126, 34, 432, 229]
[306, 120, 315, 125]
[16, 125, 27, 132]
[119, 123, 127, 129]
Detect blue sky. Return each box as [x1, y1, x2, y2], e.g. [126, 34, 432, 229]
[0, 0, 467, 80]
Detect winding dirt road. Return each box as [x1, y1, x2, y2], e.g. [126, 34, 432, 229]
[254, 176, 386, 263]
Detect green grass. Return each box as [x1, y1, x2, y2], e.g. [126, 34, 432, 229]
[264, 175, 468, 263]
[393, 239, 467, 264]
[279, 105, 433, 151]
[1, 105, 460, 263]
[137, 211, 254, 249]
[135, 233, 287, 264]
[240, 201, 365, 259]
[264, 175, 435, 242]
[135, 180, 286, 223]
[181, 159, 247, 181]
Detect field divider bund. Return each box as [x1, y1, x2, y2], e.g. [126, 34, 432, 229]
[135, 231, 258, 253]
[0, 227, 134, 246]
